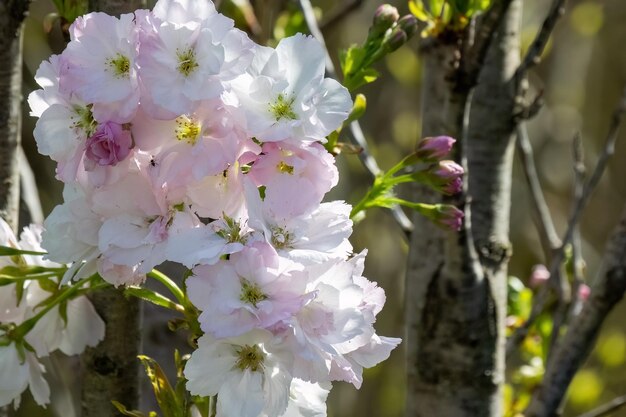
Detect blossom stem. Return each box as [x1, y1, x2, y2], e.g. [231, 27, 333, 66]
[12, 276, 92, 339]
[148, 269, 186, 305]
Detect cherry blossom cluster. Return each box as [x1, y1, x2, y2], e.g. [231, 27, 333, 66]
[27, 0, 400, 416]
[0, 219, 105, 408]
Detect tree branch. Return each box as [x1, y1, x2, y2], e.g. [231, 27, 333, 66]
[298, 0, 413, 234]
[507, 86, 626, 357]
[576, 394, 626, 417]
[516, 123, 561, 259]
[525, 203, 626, 417]
[515, 0, 567, 82]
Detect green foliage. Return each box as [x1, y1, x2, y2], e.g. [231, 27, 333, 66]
[350, 152, 460, 230]
[50, 0, 88, 24]
[408, 0, 492, 37]
[340, 9, 418, 92]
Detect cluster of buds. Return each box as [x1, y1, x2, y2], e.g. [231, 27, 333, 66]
[412, 136, 464, 196]
[370, 4, 419, 53]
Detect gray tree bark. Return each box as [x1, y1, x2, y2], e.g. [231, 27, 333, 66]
[0, 2, 31, 416]
[80, 2, 145, 416]
[0, 0, 30, 233]
[405, 2, 521, 416]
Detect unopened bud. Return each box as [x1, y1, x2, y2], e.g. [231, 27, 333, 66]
[577, 283, 591, 301]
[383, 27, 408, 52]
[529, 264, 550, 288]
[432, 204, 464, 231]
[370, 4, 400, 37]
[416, 136, 456, 162]
[431, 160, 464, 195]
[397, 14, 419, 39]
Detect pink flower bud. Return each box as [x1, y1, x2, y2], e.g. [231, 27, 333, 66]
[529, 264, 550, 288]
[577, 283, 591, 301]
[383, 28, 408, 52]
[431, 160, 464, 195]
[373, 4, 400, 30]
[397, 14, 419, 38]
[84, 121, 132, 170]
[416, 136, 456, 162]
[433, 205, 464, 231]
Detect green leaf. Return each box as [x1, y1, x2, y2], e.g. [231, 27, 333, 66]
[112, 401, 150, 417]
[340, 45, 367, 79]
[0, 245, 46, 257]
[346, 94, 367, 124]
[409, 0, 432, 21]
[139, 355, 184, 417]
[344, 68, 381, 92]
[124, 287, 183, 312]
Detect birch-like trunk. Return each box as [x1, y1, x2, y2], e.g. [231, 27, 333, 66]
[405, 2, 521, 416]
[0, 1, 31, 416]
[80, 2, 145, 416]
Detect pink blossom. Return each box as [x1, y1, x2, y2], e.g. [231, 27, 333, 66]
[416, 136, 456, 162]
[249, 142, 338, 218]
[529, 264, 550, 288]
[84, 122, 133, 170]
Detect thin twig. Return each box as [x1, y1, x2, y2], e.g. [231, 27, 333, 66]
[507, 86, 626, 356]
[299, 0, 413, 234]
[514, 0, 567, 108]
[319, 0, 364, 31]
[516, 123, 561, 259]
[525, 204, 626, 417]
[549, 134, 588, 359]
[576, 395, 626, 417]
[565, 133, 587, 322]
[515, 0, 567, 81]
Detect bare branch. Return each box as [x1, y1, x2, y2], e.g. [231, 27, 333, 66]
[525, 203, 626, 417]
[576, 395, 626, 417]
[320, 0, 364, 31]
[507, 86, 626, 356]
[516, 123, 561, 259]
[299, 0, 413, 233]
[515, 0, 567, 81]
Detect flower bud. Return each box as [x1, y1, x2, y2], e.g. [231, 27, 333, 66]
[432, 205, 464, 231]
[416, 136, 456, 162]
[529, 264, 550, 288]
[431, 160, 464, 195]
[577, 283, 591, 301]
[397, 14, 419, 39]
[383, 28, 408, 52]
[370, 5, 400, 37]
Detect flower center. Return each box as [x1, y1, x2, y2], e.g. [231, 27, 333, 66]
[276, 161, 294, 175]
[106, 53, 130, 78]
[270, 226, 292, 250]
[176, 48, 199, 77]
[269, 94, 297, 121]
[240, 279, 268, 307]
[215, 215, 247, 244]
[234, 344, 265, 372]
[175, 115, 201, 144]
[71, 105, 97, 137]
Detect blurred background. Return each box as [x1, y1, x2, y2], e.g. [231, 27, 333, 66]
[17, 0, 626, 416]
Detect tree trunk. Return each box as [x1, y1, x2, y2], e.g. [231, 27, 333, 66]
[0, 2, 31, 416]
[405, 2, 522, 416]
[0, 1, 29, 233]
[80, 2, 145, 416]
